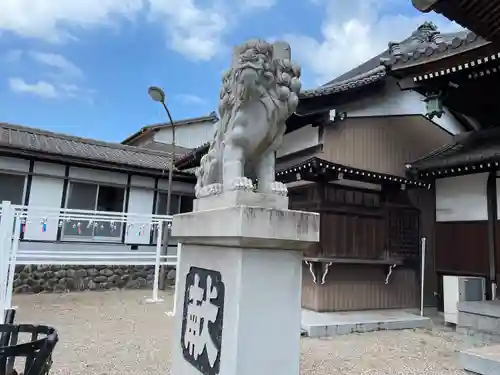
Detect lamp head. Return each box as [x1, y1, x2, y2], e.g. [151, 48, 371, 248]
[148, 86, 166, 103]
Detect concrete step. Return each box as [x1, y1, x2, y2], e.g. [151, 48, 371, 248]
[461, 345, 500, 375]
[301, 309, 431, 338]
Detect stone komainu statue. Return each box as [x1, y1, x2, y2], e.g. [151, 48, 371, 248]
[195, 39, 302, 198]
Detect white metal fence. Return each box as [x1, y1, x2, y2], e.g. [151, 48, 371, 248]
[0, 200, 177, 320]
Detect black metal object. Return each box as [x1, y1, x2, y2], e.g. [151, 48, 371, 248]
[0, 310, 58, 375]
[486, 171, 498, 300]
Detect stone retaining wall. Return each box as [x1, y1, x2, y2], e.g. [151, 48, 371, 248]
[13, 265, 157, 293]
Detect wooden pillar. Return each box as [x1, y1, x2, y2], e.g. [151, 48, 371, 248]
[486, 171, 497, 299]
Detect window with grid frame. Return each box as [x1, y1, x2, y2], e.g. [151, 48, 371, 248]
[62, 181, 125, 240]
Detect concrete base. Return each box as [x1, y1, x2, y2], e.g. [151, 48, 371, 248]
[301, 309, 431, 338]
[461, 345, 500, 375]
[193, 190, 289, 211]
[174, 204, 318, 249]
[171, 196, 319, 375]
[458, 301, 500, 340]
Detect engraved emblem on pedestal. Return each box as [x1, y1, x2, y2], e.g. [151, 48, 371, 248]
[181, 267, 225, 375]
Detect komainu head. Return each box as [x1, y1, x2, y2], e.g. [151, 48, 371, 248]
[218, 39, 302, 119]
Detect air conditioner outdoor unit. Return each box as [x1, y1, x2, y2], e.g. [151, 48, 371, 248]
[443, 275, 486, 325]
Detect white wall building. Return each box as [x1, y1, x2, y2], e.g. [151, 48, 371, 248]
[0, 121, 200, 261]
[122, 112, 218, 152]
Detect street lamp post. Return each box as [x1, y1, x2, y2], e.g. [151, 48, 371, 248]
[148, 86, 176, 291]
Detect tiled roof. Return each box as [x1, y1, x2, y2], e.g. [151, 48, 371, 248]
[299, 23, 468, 99]
[380, 22, 488, 69]
[408, 127, 500, 173]
[299, 66, 387, 99]
[140, 141, 192, 155]
[122, 112, 219, 145]
[412, 0, 500, 45]
[0, 122, 181, 172]
[174, 142, 210, 170]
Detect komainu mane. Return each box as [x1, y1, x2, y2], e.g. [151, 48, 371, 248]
[195, 39, 302, 198]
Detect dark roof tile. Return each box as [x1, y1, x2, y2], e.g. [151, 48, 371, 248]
[408, 127, 500, 172]
[300, 22, 468, 99]
[174, 142, 211, 170]
[140, 141, 192, 154]
[380, 22, 488, 69]
[0, 122, 179, 172]
[299, 66, 387, 98]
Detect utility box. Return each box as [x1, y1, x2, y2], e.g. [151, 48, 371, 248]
[443, 275, 486, 324]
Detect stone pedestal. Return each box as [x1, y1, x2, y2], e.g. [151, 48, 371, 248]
[171, 192, 319, 375]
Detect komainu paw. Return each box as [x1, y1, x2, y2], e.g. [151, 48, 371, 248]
[230, 177, 254, 192]
[207, 183, 223, 196]
[198, 183, 223, 198]
[270, 181, 288, 196]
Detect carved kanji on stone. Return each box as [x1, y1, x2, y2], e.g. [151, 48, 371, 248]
[181, 267, 225, 375]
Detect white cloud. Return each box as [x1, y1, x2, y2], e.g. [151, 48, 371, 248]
[0, 1, 275, 62]
[0, 0, 144, 43]
[286, 0, 464, 87]
[0, 0, 231, 61]
[241, 0, 276, 9]
[148, 0, 228, 61]
[9, 77, 95, 101]
[9, 78, 58, 98]
[175, 93, 207, 105]
[29, 52, 83, 78]
[5, 50, 90, 100]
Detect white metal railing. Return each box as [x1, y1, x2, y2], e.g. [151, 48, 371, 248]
[15, 251, 174, 265]
[0, 201, 178, 317]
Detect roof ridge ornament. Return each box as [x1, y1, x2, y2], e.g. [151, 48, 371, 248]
[388, 41, 402, 56]
[417, 21, 438, 33]
[411, 21, 439, 43]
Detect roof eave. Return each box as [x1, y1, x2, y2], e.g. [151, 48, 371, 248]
[276, 156, 431, 188]
[0, 145, 193, 178]
[299, 66, 387, 99]
[175, 143, 210, 170]
[388, 39, 491, 72]
[412, 0, 440, 12]
[121, 127, 155, 145]
[413, 0, 500, 45]
[407, 155, 500, 179]
[121, 113, 220, 145]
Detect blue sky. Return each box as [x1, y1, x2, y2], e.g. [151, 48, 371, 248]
[0, 0, 459, 143]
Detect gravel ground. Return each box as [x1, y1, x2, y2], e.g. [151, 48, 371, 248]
[11, 290, 492, 375]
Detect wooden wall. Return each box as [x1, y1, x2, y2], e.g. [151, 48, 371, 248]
[319, 116, 452, 177]
[435, 221, 490, 276]
[293, 183, 422, 260]
[292, 182, 429, 311]
[434, 220, 500, 307]
[302, 264, 419, 312]
[285, 115, 450, 311]
[320, 213, 385, 259]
